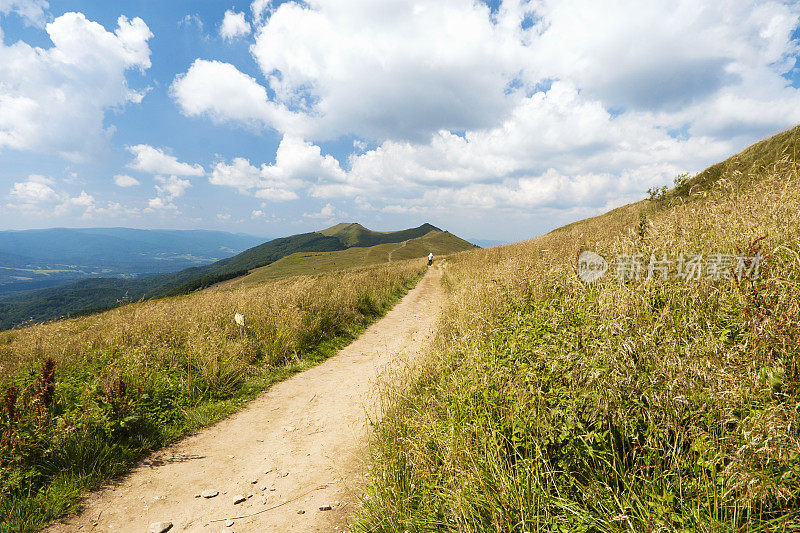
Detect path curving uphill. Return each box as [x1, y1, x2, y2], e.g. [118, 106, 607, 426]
[46, 267, 444, 532]
[386, 240, 408, 262]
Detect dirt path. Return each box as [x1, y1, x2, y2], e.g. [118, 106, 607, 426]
[47, 267, 443, 533]
[386, 240, 408, 262]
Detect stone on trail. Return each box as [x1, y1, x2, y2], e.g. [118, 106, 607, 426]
[225, 519, 235, 527]
[201, 489, 219, 498]
[319, 504, 332, 511]
[149, 522, 173, 533]
[233, 494, 247, 504]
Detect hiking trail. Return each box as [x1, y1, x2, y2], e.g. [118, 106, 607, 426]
[47, 267, 444, 533]
[386, 240, 408, 262]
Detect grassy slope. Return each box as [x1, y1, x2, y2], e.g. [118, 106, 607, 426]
[226, 230, 476, 287]
[356, 125, 800, 531]
[671, 124, 800, 198]
[0, 258, 427, 532]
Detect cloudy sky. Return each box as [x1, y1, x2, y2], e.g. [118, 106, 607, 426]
[1, 0, 799, 241]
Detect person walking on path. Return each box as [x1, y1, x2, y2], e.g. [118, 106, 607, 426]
[428, 252, 433, 266]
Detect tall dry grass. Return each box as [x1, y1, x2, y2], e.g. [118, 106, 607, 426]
[1, 261, 423, 388]
[0, 259, 425, 531]
[356, 155, 800, 530]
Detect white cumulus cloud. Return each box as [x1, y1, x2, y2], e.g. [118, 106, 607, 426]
[154, 175, 191, 200]
[210, 135, 346, 201]
[9, 175, 57, 204]
[7, 174, 100, 217]
[146, 196, 177, 211]
[127, 144, 204, 176]
[166, 0, 800, 231]
[170, 59, 304, 133]
[251, 0, 270, 24]
[303, 202, 337, 219]
[220, 9, 250, 41]
[210, 157, 299, 201]
[175, 0, 522, 141]
[113, 174, 140, 187]
[0, 12, 153, 159]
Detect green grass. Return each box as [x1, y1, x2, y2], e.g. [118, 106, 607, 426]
[354, 125, 800, 531]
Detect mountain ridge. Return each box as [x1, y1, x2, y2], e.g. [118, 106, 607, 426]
[318, 222, 441, 247]
[223, 227, 474, 287]
[0, 222, 467, 330]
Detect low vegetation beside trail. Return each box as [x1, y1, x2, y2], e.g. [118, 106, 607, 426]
[356, 127, 800, 531]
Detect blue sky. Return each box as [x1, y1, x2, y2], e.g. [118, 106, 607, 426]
[1, 0, 799, 241]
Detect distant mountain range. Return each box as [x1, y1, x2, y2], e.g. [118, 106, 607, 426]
[0, 223, 474, 330]
[0, 228, 263, 297]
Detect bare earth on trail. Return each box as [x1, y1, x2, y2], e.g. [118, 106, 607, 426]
[47, 268, 444, 533]
[386, 240, 407, 262]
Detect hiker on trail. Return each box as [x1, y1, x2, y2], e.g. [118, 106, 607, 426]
[428, 252, 433, 266]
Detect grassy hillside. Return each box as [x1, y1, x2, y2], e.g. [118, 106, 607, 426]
[356, 125, 800, 531]
[226, 229, 476, 287]
[671, 124, 800, 198]
[0, 223, 446, 330]
[0, 257, 427, 531]
[318, 222, 442, 247]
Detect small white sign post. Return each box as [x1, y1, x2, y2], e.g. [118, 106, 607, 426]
[234, 312, 245, 340]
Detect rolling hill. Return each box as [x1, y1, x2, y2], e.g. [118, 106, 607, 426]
[318, 222, 442, 247]
[223, 228, 476, 287]
[0, 223, 472, 330]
